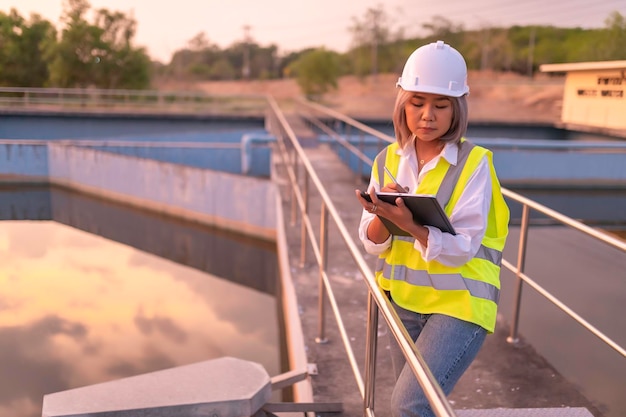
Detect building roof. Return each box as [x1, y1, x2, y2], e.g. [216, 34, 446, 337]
[540, 61, 626, 73]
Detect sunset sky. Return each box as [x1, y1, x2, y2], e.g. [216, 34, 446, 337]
[3, 0, 625, 62]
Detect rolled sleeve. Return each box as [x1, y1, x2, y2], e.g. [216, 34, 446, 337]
[418, 226, 442, 260]
[358, 211, 392, 255]
[362, 234, 392, 255]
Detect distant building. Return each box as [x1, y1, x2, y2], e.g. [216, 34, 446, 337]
[540, 61, 626, 135]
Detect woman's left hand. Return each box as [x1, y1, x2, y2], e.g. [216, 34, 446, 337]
[356, 186, 415, 230]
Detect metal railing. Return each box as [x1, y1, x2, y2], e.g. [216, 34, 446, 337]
[502, 190, 626, 355]
[266, 97, 458, 417]
[0, 86, 267, 116]
[266, 97, 626, 417]
[297, 98, 626, 358]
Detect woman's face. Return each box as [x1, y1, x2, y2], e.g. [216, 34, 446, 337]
[404, 92, 454, 143]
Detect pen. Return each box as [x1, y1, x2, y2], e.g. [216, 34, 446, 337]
[384, 166, 405, 191]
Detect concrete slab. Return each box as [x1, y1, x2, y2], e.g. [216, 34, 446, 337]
[42, 357, 271, 417]
[457, 408, 594, 417]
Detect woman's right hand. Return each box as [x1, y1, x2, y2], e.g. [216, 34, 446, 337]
[381, 182, 408, 193]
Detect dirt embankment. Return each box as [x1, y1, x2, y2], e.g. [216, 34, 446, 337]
[158, 71, 565, 124]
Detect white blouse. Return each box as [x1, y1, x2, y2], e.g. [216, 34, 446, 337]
[358, 140, 493, 268]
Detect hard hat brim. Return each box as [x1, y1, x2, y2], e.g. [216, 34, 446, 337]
[396, 81, 469, 98]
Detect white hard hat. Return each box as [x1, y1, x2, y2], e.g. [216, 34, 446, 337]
[396, 40, 469, 97]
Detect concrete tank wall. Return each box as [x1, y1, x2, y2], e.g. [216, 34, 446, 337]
[0, 141, 277, 241]
[329, 136, 626, 188]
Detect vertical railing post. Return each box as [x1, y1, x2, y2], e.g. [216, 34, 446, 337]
[508, 204, 530, 344]
[358, 131, 364, 185]
[299, 173, 309, 268]
[316, 202, 329, 344]
[363, 292, 379, 416]
[290, 147, 298, 226]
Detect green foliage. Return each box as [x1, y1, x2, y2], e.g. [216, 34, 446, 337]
[599, 11, 626, 60]
[0, 9, 55, 87]
[167, 34, 279, 81]
[288, 49, 341, 99]
[45, 0, 151, 88]
[210, 59, 237, 80]
[45, 4, 108, 87]
[348, 4, 407, 77]
[1, 4, 625, 88]
[104, 47, 151, 89]
[396, 11, 626, 75]
[0, 0, 151, 88]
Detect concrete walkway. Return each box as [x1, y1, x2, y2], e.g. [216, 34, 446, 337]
[277, 141, 604, 417]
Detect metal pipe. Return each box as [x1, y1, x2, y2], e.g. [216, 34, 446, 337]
[358, 131, 365, 185]
[502, 188, 626, 251]
[299, 173, 309, 268]
[316, 203, 329, 344]
[290, 147, 298, 226]
[363, 292, 379, 414]
[508, 204, 530, 344]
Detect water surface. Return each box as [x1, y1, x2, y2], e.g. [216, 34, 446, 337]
[0, 220, 280, 417]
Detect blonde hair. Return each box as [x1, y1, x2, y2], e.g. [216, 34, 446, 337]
[392, 89, 469, 149]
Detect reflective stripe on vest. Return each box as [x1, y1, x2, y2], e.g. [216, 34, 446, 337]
[379, 261, 500, 302]
[382, 237, 502, 269]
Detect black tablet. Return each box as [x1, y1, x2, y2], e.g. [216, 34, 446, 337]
[361, 191, 456, 235]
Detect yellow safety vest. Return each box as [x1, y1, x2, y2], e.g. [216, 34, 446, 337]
[373, 139, 509, 333]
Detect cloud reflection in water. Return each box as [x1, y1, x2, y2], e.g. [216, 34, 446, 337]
[0, 221, 279, 417]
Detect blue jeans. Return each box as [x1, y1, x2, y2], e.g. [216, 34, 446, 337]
[388, 298, 487, 417]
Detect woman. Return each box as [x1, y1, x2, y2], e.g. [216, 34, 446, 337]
[355, 40, 510, 417]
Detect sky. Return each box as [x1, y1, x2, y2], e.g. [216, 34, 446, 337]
[3, 0, 625, 63]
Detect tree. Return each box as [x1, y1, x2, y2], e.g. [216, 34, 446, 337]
[209, 58, 237, 80]
[599, 11, 626, 60]
[288, 48, 341, 99]
[45, 0, 99, 87]
[421, 15, 465, 45]
[350, 5, 387, 77]
[187, 32, 212, 51]
[172, 32, 225, 80]
[348, 4, 405, 78]
[0, 9, 55, 87]
[45, 0, 150, 89]
[91, 8, 150, 88]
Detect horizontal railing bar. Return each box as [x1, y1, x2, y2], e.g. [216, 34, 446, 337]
[298, 99, 394, 144]
[301, 112, 375, 166]
[0, 140, 243, 149]
[0, 87, 269, 117]
[502, 188, 626, 252]
[474, 138, 626, 151]
[0, 86, 267, 99]
[501, 258, 626, 357]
